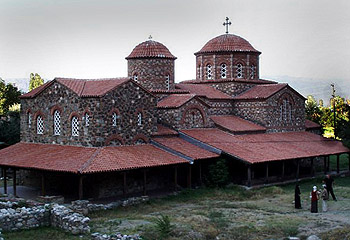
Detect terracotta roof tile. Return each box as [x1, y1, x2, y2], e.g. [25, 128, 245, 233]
[181, 129, 349, 164]
[20, 81, 54, 99]
[180, 78, 277, 85]
[305, 120, 322, 129]
[150, 89, 190, 94]
[195, 34, 260, 55]
[151, 124, 178, 136]
[211, 115, 266, 133]
[152, 136, 219, 160]
[176, 84, 232, 100]
[126, 40, 176, 59]
[157, 94, 196, 108]
[233, 84, 287, 100]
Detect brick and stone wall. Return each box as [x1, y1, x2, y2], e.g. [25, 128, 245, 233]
[233, 88, 305, 132]
[200, 98, 234, 115]
[209, 81, 258, 97]
[20, 80, 157, 146]
[127, 58, 175, 90]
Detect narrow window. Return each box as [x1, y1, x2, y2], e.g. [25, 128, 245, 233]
[137, 112, 142, 126]
[206, 64, 212, 79]
[220, 63, 227, 79]
[165, 75, 170, 90]
[280, 98, 292, 122]
[28, 113, 32, 129]
[37, 115, 44, 135]
[236, 63, 244, 78]
[85, 113, 90, 127]
[133, 74, 138, 82]
[71, 116, 79, 137]
[112, 112, 118, 126]
[53, 110, 61, 136]
[197, 65, 201, 79]
[249, 65, 256, 79]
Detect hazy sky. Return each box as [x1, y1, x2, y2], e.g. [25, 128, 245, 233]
[1, 0, 350, 83]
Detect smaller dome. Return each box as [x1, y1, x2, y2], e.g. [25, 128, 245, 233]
[195, 34, 260, 55]
[126, 40, 176, 59]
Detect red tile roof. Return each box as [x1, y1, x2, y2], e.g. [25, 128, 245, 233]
[305, 120, 322, 129]
[20, 78, 131, 99]
[150, 89, 190, 94]
[0, 143, 187, 173]
[195, 34, 260, 55]
[180, 78, 277, 85]
[211, 115, 266, 133]
[176, 84, 232, 100]
[126, 40, 176, 59]
[157, 94, 196, 108]
[151, 124, 178, 137]
[152, 136, 219, 160]
[181, 129, 349, 164]
[233, 84, 288, 100]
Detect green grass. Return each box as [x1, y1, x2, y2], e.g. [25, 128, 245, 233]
[329, 154, 349, 171]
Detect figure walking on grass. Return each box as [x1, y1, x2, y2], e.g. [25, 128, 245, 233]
[321, 184, 329, 212]
[323, 174, 337, 201]
[295, 183, 302, 209]
[310, 186, 319, 213]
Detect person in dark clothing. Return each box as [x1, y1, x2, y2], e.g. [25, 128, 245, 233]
[323, 174, 337, 201]
[310, 185, 319, 213]
[295, 184, 302, 209]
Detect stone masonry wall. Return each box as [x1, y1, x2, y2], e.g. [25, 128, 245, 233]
[209, 81, 257, 97]
[127, 58, 175, 90]
[200, 98, 234, 115]
[21, 80, 157, 146]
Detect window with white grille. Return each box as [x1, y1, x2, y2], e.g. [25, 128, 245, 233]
[236, 63, 244, 78]
[37, 115, 44, 134]
[85, 113, 90, 127]
[71, 116, 79, 136]
[249, 65, 256, 79]
[28, 113, 32, 129]
[133, 74, 138, 82]
[53, 110, 61, 135]
[280, 98, 292, 122]
[112, 112, 119, 126]
[137, 112, 142, 126]
[220, 63, 227, 79]
[165, 75, 170, 90]
[206, 64, 212, 79]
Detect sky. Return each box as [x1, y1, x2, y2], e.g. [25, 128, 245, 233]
[1, 0, 350, 89]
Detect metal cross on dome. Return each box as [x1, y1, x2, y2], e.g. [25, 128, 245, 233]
[148, 35, 153, 40]
[223, 17, 232, 34]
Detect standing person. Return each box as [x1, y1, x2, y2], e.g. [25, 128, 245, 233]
[323, 174, 337, 201]
[310, 186, 319, 213]
[321, 184, 329, 212]
[295, 183, 302, 209]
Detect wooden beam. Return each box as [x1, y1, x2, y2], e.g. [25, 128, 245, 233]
[187, 165, 192, 188]
[247, 165, 252, 187]
[337, 154, 340, 174]
[123, 172, 127, 196]
[78, 175, 83, 200]
[143, 170, 147, 196]
[3, 168, 7, 195]
[296, 160, 300, 180]
[41, 173, 45, 196]
[265, 163, 269, 184]
[13, 169, 17, 197]
[174, 166, 178, 190]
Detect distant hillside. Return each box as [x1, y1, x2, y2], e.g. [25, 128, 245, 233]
[265, 76, 350, 106]
[5, 78, 29, 93]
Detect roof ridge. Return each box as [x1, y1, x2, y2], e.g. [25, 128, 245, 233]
[78, 148, 102, 173]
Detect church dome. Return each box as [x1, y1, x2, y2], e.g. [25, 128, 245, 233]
[195, 34, 260, 55]
[126, 40, 177, 59]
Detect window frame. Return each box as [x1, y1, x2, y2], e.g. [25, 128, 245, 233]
[71, 116, 79, 137]
[53, 110, 61, 136]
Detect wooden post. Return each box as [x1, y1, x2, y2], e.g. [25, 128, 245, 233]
[143, 170, 147, 196]
[199, 162, 202, 185]
[13, 169, 17, 197]
[78, 175, 83, 200]
[324, 156, 327, 174]
[41, 172, 45, 196]
[296, 160, 300, 180]
[247, 165, 252, 187]
[187, 165, 192, 188]
[337, 154, 340, 174]
[174, 166, 178, 190]
[310, 157, 314, 177]
[123, 172, 127, 196]
[3, 168, 7, 195]
[265, 163, 269, 184]
[281, 161, 285, 181]
[327, 156, 330, 172]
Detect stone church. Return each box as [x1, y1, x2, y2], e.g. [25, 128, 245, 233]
[0, 20, 348, 200]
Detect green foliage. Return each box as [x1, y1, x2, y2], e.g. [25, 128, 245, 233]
[154, 214, 173, 239]
[0, 111, 20, 145]
[29, 73, 44, 91]
[0, 78, 21, 115]
[305, 95, 323, 124]
[208, 159, 230, 187]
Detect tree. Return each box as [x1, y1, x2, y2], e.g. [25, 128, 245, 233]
[305, 95, 322, 124]
[29, 73, 44, 91]
[0, 78, 22, 115]
[208, 159, 230, 187]
[0, 111, 20, 145]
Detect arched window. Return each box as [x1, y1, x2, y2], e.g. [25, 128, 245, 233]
[71, 116, 79, 137]
[236, 63, 244, 78]
[220, 63, 227, 79]
[53, 110, 61, 136]
[280, 98, 292, 122]
[206, 64, 212, 79]
[165, 74, 170, 90]
[198, 65, 201, 79]
[84, 112, 90, 127]
[137, 112, 142, 126]
[36, 115, 44, 135]
[112, 112, 119, 126]
[249, 65, 256, 79]
[133, 74, 138, 82]
[28, 112, 32, 129]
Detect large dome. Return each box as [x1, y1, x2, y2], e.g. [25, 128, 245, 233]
[195, 34, 260, 55]
[126, 40, 176, 59]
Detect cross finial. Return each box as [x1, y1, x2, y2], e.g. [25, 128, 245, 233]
[223, 17, 232, 34]
[148, 35, 153, 40]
